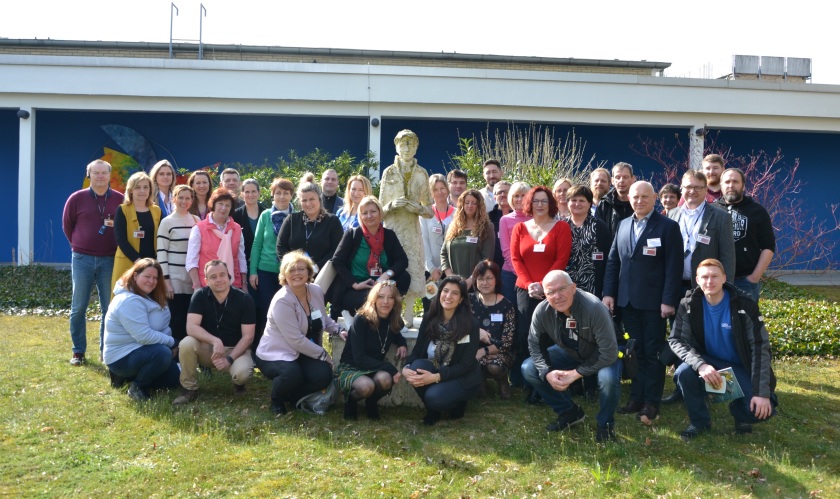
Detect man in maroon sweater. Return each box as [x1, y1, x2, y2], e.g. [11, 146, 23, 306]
[62, 160, 124, 365]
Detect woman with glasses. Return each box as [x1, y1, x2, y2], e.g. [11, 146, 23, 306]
[402, 275, 481, 425]
[254, 251, 345, 415]
[330, 196, 410, 316]
[469, 260, 516, 399]
[510, 186, 572, 399]
[498, 181, 532, 305]
[553, 177, 574, 220]
[440, 189, 495, 290]
[336, 281, 407, 420]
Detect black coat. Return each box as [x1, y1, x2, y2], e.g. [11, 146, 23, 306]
[405, 316, 482, 389]
[328, 226, 409, 302]
[233, 202, 266, 269]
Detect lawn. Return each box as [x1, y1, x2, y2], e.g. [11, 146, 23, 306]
[2, 314, 838, 497]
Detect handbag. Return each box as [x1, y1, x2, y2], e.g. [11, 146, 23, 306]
[314, 259, 337, 290]
[619, 338, 638, 381]
[295, 379, 338, 415]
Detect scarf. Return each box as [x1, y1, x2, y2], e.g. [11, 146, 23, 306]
[271, 205, 292, 236]
[432, 321, 457, 369]
[211, 218, 235, 278]
[361, 222, 385, 274]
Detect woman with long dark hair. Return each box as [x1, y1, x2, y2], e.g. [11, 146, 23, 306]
[336, 281, 407, 420]
[402, 275, 481, 425]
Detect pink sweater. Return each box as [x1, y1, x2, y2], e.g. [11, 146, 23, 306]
[498, 211, 532, 273]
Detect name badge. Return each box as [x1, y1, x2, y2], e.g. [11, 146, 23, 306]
[491, 313, 503, 322]
[103, 218, 114, 227]
[369, 265, 382, 277]
[133, 229, 145, 239]
[566, 318, 577, 329]
[643, 246, 657, 256]
[466, 236, 479, 244]
[432, 226, 442, 234]
[310, 309, 322, 320]
[457, 335, 470, 345]
[697, 234, 711, 245]
[591, 252, 604, 261]
[533, 243, 546, 253]
[647, 238, 661, 248]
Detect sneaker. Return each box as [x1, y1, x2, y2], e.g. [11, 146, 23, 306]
[546, 405, 585, 432]
[109, 370, 128, 388]
[735, 422, 753, 434]
[616, 399, 643, 415]
[172, 388, 198, 405]
[596, 424, 616, 443]
[127, 383, 150, 401]
[680, 423, 711, 441]
[70, 353, 85, 366]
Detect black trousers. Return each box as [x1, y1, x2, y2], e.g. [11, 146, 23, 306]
[621, 305, 667, 405]
[167, 293, 193, 344]
[407, 358, 475, 412]
[255, 354, 333, 406]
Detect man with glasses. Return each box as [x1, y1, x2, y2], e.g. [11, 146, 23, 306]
[661, 170, 735, 404]
[489, 181, 512, 271]
[62, 159, 125, 365]
[521, 270, 621, 442]
[173, 260, 256, 405]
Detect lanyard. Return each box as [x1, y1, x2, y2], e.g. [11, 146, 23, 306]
[89, 187, 109, 221]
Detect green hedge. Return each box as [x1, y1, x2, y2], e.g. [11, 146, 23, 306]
[2, 265, 837, 356]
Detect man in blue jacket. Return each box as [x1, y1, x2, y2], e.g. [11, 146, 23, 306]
[603, 181, 683, 425]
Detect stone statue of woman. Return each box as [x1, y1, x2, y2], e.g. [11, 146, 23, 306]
[378, 130, 434, 327]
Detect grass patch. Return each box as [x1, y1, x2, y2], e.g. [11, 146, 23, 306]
[2, 315, 839, 497]
[800, 285, 840, 303]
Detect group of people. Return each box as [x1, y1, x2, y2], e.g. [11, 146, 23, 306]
[62, 133, 778, 440]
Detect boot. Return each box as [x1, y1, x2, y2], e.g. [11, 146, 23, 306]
[343, 396, 358, 420]
[365, 396, 382, 420]
[422, 409, 441, 426]
[478, 376, 489, 397]
[493, 369, 511, 400]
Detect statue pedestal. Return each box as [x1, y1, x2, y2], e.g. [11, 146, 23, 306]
[329, 319, 424, 408]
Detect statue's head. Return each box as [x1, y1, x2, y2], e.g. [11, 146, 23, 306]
[394, 129, 419, 161]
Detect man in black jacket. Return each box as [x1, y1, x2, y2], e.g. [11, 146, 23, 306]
[595, 162, 636, 239]
[669, 258, 777, 441]
[716, 168, 775, 302]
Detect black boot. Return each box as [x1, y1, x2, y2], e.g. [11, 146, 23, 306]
[448, 401, 467, 420]
[343, 397, 358, 420]
[365, 397, 381, 420]
[662, 388, 683, 405]
[422, 409, 441, 426]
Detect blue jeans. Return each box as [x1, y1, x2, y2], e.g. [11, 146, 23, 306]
[70, 252, 114, 354]
[735, 277, 761, 302]
[407, 359, 476, 412]
[676, 355, 777, 428]
[107, 344, 180, 390]
[522, 345, 622, 428]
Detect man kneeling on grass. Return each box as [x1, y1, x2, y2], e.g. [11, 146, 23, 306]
[669, 258, 778, 441]
[521, 270, 621, 443]
[173, 260, 256, 405]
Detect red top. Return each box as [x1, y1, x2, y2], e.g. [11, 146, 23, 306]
[510, 220, 572, 288]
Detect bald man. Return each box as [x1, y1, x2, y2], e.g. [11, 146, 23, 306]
[602, 181, 683, 425]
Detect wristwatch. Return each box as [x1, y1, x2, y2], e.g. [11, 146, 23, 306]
[484, 346, 490, 356]
[226, 355, 234, 365]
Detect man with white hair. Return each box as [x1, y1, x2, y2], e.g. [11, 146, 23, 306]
[521, 270, 621, 442]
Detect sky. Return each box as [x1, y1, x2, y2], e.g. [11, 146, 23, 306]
[1, 0, 837, 83]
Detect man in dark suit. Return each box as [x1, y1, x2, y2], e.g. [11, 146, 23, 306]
[662, 170, 736, 404]
[602, 181, 683, 424]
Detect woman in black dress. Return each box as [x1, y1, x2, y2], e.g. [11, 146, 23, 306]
[336, 281, 407, 420]
[469, 260, 516, 399]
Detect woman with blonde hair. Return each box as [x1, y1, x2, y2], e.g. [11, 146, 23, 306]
[336, 175, 373, 231]
[110, 171, 161, 298]
[553, 177, 574, 219]
[188, 170, 214, 220]
[150, 160, 177, 218]
[156, 184, 200, 342]
[440, 189, 495, 290]
[104, 258, 180, 401]
[336, 281, 407, 420]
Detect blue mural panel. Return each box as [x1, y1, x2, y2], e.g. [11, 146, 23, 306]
[0, 109, 20, 264]
[35, 111, 368, 263]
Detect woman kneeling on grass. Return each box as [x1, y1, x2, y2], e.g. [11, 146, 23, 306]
[103, 258, 180, 401]
[402, 275, 481, 425]
[336, 280, 408, 420]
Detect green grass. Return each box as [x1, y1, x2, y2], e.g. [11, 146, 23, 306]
[800, 285, 840, 303]
[2, 315, 839, 497]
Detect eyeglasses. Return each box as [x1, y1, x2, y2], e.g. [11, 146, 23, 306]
[531, 199, 550, 205]
[682, 185, 706, 192]
[544, 283, 574, 297]
[476, 275, 496, 282]
[288, 266, 309, 275]
[379, 280, 396, 287]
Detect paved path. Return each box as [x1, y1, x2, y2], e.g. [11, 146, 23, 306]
[774, 271, 840, 286]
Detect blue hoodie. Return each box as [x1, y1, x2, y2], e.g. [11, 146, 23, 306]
[103, 282, 174, 365]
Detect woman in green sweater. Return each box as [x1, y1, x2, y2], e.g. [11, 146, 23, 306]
[249, 177, 295, 343]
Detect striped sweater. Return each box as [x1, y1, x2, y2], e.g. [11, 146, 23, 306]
[157, 212, 200, 294]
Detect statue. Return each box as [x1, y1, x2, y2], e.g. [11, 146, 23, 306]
[379, 130, 434, 327]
